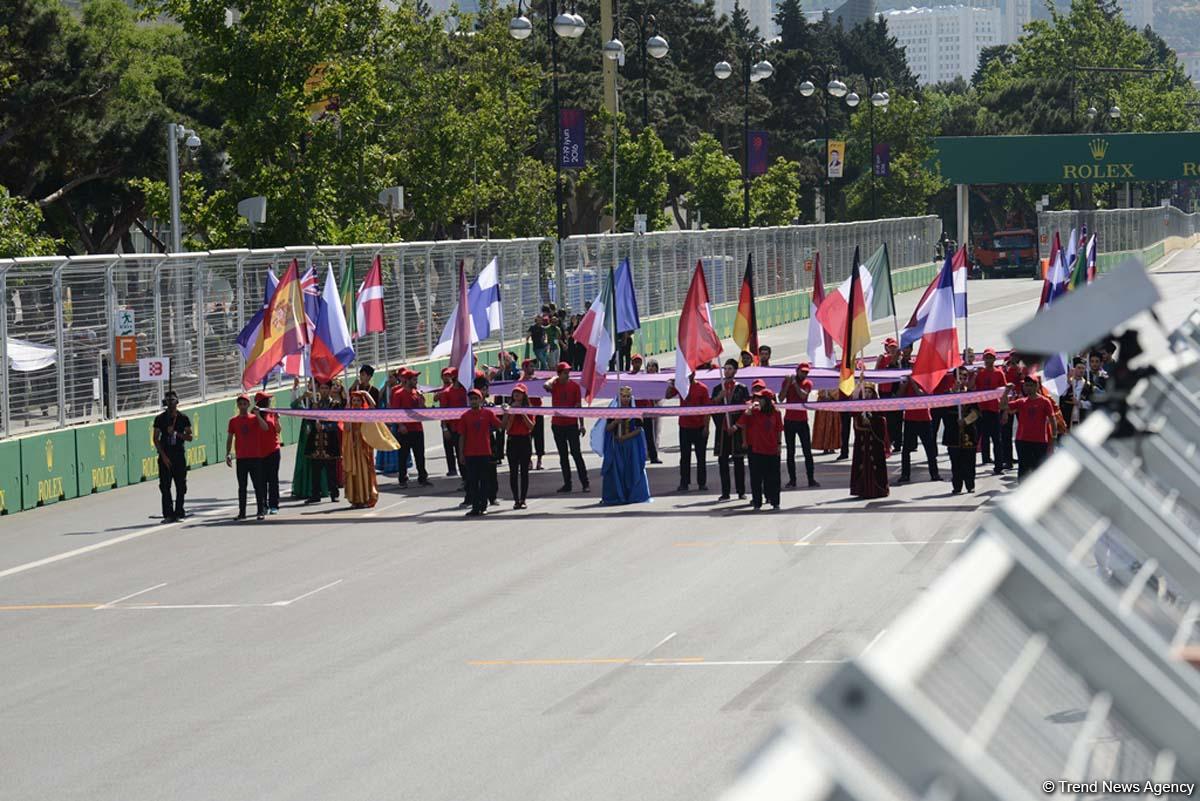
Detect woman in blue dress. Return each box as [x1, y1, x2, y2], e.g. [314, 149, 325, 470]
[596, 386, 652, 505]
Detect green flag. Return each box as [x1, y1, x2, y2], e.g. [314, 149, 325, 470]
[1068, 237, 1088, 291]
[863, 243, 895, 322]
[339, 257, 357, 339]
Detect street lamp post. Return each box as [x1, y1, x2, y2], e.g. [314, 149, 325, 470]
[799, 68, 853, 223]
[715, 43, 774, 228]
[865, 78, 890, 219]
[510, 0, 585, 301]
[166, 122, 201, 253]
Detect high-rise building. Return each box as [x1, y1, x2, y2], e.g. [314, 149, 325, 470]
[881, 5, 1003, 84]
[713, 0, 779, 38]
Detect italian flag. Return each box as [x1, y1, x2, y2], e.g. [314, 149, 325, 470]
[572, 268, 615, 403]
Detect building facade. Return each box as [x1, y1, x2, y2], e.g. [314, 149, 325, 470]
[881, 5, 1003, 84]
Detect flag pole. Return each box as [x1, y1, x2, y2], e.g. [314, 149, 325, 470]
[610, 259, 619, 385]
[883, 243, 900, 344]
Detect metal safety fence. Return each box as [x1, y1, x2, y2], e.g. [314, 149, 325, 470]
[0, 216, 940, 440]
[721, 312, 1200, 801]
[1039, 205, 1200, 261]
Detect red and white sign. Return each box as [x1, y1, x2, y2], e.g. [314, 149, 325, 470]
[138, 356, 171, 383]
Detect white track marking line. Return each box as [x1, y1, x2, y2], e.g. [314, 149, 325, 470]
[95, 582, 167, 610]
[825, 538, 967, 546]
[640, 659, 846, 667]
[653, 631, 678, 650]
[0, 522, 180, 580]
[362, 500, 405, 518]
[113, 603, 281, 610]
[794, 525, 822, 546]
[862, 629, 887, 656]
[277, 579, 344, 607]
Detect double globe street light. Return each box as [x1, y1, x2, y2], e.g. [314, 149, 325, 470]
[799, 70, 859, 223]
[602, 3, 669, 130]
[715, 47, 775, 228]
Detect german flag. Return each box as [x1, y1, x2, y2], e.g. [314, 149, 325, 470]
[839, 247, 871, 396]
[731, 253, 759, 358]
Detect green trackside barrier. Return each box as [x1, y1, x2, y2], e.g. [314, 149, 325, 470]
[186, 402, 216, 469]
[76, 420, 128, 495]
[212, 397, 239, 461]
[126, 411, 160, 484]
[0, 439, 20, 514]
[20, 429, 78, 510]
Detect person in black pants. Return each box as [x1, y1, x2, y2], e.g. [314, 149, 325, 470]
[544, 364, 589, 492]
[460, 390, 502, 516]
[153, 390, 192, 522]
[781, 363, 818, 488]
[942, 369, 978, 494]
[305, 381, 342, 503]
[225, 394, 267, 519]
[737, 389, 784, 510]
[502, 385, 536, 509]
[898, 380, 941, 483]
[254, 391, 282, 514]
[711, 359, 749, 500]
[667, 372, 710, 490]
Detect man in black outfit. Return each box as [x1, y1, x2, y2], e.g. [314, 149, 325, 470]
[153, 390, 192, 522]
[711, 359, 749, 500]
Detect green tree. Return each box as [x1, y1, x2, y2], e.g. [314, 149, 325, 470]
[0, 185, 61, 257]
[749, 158, 802, 226]
[844, 96, 945, 220]
[677, 132, 741, 228]
[581, 114, 673, 231]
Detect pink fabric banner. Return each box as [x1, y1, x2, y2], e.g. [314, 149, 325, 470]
[277, 388, 1005, 423]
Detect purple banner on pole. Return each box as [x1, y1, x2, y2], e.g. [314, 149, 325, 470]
[873, 143, 890, 177]
[559, 108, 585, 169]
[749, 130, 769, 176]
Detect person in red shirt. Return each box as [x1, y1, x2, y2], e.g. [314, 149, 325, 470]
[519, 359, 545, 470]
[973, 348, 1007, 473]
[543, 362, 589, 492]
[1004, 374, 1056, 480]
[898, 378, 942, 483]
[391, 368, 431, 488]
[459, 389, 501, 516]
[737, 388, 785, 510]
[666, 372, 710, 491]
[780, 362, 818, 488]
[253, 391, 282, 514]
[224, 394, 267, 520]
[501, 384, 536, 510]
[436, 367, 465, 477]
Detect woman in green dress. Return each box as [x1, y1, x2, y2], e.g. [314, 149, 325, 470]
[290, 378, 331, 499]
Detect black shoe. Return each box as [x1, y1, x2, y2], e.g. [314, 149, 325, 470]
[751, 503, 762, 511]
[489, 498, 499, 506]
[236, 512, 247, 520]
[771, 503, 780, 510]
[650, 459, 663, 464]
[717, 494, 731, 501]
[580, 483, 590, 492]
[981, 458, 992, 465]
[676, 484, 689, 492]
[398, 481, 408, 488]
[174, 511, 188, 520]
[785, 480, 797, 489]
[931, 474, 943, 482]
[992, 467, 1004, 475]
[465, 510, 483, 517]
[897, 476, 910, 484]
[304, 498, 320, 505]
[557, 485, 572, 493]
[331, 494, 339, 502]
[737, 493, 746, 500]
[967, 486, 975, 493]
[836, 453, 849, 461]
[418, 479, 433, 487]
[446, 470, 458, 477]
[951, 489, 962, 495]
[808, 480, 820, 487]
[513, 502, 522, 510]
[256, 513, 266, 520]
[697, 484, 708, 491]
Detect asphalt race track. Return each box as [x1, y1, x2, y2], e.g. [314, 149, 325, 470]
[3, 248, 1199, 800]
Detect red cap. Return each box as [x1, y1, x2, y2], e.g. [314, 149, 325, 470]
[237, 393, 251, 402]
[884, 337, 898, 346]
[983, 347, 997, 356]
[441, 367, 454, 377]
[474, 369, 486, 379]
[631, 354, 643, 362]
[556, 361, 571, 372]
[797, 361, 811, 371]
[254, 391, 272, 403]
[402, 368, 419, 378]
[445, 367, 458, 378]
[751, 379, 767, 390]
[755, 388, 776, 400]
[512, 383, 528, 395]
[468, 388, 483, 398]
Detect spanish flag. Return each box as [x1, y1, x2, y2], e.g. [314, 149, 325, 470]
[731, 253, 759, 358]
[839, 247, 871, 396]
[242, 258, 309, 388]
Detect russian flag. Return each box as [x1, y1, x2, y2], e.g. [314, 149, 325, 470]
[572, 268, 615, 403]
[429, 257, 503, 358]
[309, 264, 356, 383]
[910, 253, 963, 393]
[235, 268, 278, 359]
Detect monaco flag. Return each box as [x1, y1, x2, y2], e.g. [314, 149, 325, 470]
[674, 261, 723, 393]
[356, 255, 386, 337]
[572, 268, 616, 403]
[910, 252, 963, 393]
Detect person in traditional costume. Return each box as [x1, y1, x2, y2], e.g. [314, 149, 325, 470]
[343, 389, 400, 509]
[942, 367, 979, 494]
[291, 378, 332, 500]
[850, 384, 889, 499]
[811, 389, 842, 454]
[304, 380, 343, 504]
[595, 386, 652, 506]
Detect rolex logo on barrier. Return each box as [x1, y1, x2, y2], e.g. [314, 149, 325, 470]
[1063, 137, 1132, 180]
[1089, 138, 1108, 160]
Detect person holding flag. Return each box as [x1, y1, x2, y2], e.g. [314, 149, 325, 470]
[544, 362, 589, 493]
[780, 362, 818, 488]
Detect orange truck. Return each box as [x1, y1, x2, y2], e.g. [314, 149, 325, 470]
[971, 228, 1040, 278]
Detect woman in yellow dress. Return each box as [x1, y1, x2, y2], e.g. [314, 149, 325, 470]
[810, 388, 842, 453]
[343, 389, 400, 509]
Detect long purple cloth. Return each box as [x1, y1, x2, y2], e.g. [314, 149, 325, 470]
[276, 388, 1005, 423]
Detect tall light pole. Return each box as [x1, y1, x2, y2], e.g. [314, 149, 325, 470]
[715, 42, 774, 228]
[510, 0, 585, 303]
[166, 122, 201, 253]
[865, 79, 890, 219]
[799, 69, 854, 223]
[603, 1, 669, 231]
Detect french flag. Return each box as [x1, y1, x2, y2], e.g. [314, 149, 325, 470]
[429, 257, 503, 359]
[571, 269, 615, 402]
[900, 246, 967, 349]
[910, 253, 963, 392]
[309, 264, 356, 383]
